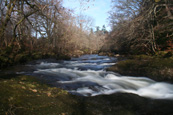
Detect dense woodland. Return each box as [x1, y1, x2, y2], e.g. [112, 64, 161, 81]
[0, 0, 107, 67]
[0, 0, 172, 68]
[0, 1, 173, 114]
[0, 0, 108, 53]
[102, 0, 173, 54]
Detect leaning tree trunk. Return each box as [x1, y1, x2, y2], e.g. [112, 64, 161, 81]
[0, 0, 17, 46]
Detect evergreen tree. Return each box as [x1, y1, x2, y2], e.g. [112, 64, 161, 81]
[101, 25, 107, 34]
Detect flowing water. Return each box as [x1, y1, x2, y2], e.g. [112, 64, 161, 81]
[13, 54, 173, 99]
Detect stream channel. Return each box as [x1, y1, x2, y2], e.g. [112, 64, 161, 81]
[3, 54, 173, 100]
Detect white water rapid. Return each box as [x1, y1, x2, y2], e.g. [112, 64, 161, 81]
[18, 54, 173, 99]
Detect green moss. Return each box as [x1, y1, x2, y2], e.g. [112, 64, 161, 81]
[107, 55, 173, 82]
[31, 52, 43, 59]
[14, 53, 31, 64]
[0, 75, 173, 115]
[0, 56, 8, 63]
[0, 50, 57, 69]
[0, 75, 81, 115]
[56, 55, 71, 60]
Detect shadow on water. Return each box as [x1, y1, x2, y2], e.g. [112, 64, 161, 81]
[0, 73, 19, 79]
[0, 64, 34, 79]
[83, 93, 173, 115]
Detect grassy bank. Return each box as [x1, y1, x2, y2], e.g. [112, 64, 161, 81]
[107, 52, 173, 82]
[1, 52, 173, 115]
[0, 75, 82, 115]
[1, 75, 173, 114]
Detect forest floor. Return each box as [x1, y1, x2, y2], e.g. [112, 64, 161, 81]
[107, 51, 173, 83]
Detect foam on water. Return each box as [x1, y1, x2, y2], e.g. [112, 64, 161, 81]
[18, 54, 173, 99]
[33, 67, 173, 99]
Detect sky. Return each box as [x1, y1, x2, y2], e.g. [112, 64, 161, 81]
[63, 0, 112, 31]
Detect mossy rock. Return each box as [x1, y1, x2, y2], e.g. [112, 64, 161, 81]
[42, 52, 56, 59]
[107, 55, 173, 82]
[56, 55, 71, 60]
[0, 55, 8, 63]
[14, 53, 31, 64]
[0, 55, 12, 68]
[31, 52, 43, 60]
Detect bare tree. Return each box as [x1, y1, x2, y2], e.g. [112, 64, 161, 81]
[107, 0, 173, 54]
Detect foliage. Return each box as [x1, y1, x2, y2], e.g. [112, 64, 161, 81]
[104, 0, 173, 54]
[0, 0, 108, 63]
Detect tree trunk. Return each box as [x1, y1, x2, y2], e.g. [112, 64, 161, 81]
[0, 0, 17, 46]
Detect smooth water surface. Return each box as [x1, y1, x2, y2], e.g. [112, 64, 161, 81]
[15, 54, 173, 99]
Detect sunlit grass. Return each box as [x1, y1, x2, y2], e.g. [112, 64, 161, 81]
[107, 53, 173, 82]
[0, 75, 80, 115]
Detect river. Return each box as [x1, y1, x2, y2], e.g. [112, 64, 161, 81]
[4, 54, 173, 100]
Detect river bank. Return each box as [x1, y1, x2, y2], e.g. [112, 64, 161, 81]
[1, 75, 173, 115]
[1, 54, 173, 114]
[0, 75, 81, 115]
[0, 46, 95, 70]
[107, 52, 173, 83]
[0, 50, 72, 70]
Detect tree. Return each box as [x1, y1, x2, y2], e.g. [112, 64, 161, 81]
[0, 0, 47, 47]
[0, 0, 107, 56]
[107, 0, 173, 54]
[101, 25, 107, 34]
